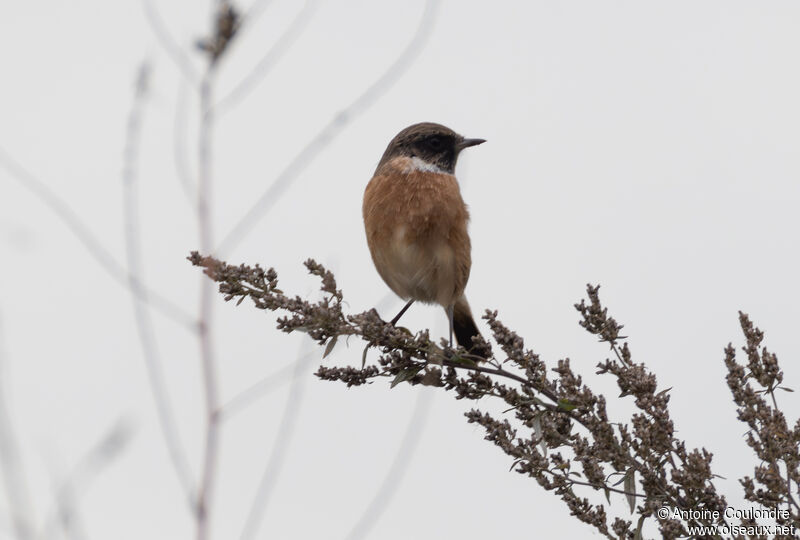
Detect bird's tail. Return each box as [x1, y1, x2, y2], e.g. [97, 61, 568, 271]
[450, 295, 491, 360]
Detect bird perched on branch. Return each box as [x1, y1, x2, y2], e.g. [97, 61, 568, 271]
[363, 122, 489, 359]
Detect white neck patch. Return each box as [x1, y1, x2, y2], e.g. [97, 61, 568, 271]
[404, 156, 447, 175]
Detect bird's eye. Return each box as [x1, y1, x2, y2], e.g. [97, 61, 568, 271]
[427, 136, 443, 150]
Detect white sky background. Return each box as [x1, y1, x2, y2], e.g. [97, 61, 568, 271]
[1, 1, 799, 539]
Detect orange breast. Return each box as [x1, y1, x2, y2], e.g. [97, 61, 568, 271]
[363, 156, 472, 307]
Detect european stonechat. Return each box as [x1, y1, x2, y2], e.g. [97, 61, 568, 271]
[363, 122, 488, 358]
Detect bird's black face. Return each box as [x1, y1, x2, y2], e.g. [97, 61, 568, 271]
[375, 122, 485, 175]
[410, 132, 459, 173]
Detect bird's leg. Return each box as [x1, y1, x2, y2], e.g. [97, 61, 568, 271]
[389, 299, 415, 326]
[447, 303, 454, 348]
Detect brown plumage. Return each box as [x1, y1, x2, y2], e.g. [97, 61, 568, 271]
[363, 122, 488, 358]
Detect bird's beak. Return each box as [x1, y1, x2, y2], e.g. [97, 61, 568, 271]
[457, 137, 486, 151]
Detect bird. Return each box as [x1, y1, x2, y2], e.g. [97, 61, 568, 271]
[362, 122, 489, 359]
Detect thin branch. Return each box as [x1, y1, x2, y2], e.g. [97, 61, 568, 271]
[39, 420, 133, 540]
[0, 310, 34, 540]
[44, 470, 90, 540]
[436, 359, 685, 509]
[141, 0, 199, 85]
[196, 68, 220, 540]
[343, 389, 433, 540]
[216, 0, 442, 255]
[0, 146, 196, 330]
[242, 0, 276, 25]
[122, 62, 197, 507]
[440, 359, 576, 423]
[173, 77, 197, 206]
[550, 475, 649, 499]
[239, 341, 315, 540]
[217, 349, 312, 420]
[215, 0, 321, 115]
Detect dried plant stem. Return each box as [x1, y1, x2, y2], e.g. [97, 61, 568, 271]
[38, 421, 132, 540]
[0, 311, 34, 540]
[122, 62, 197, 507]
[190, 255, 800, 538]
[239, 341, 315, 540]
[174, 77, 197, 207]
[439, 357, 685, 512]
[344, 389, 433, 540]
[196, 69, 220, 540]
[0, 145, 195, 330]
[217, 351, 313, 419]
[215, 0, 320, 114]
[142, 0, 199, 85]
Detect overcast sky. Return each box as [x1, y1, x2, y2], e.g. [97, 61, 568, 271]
[1, 1, 799, 539]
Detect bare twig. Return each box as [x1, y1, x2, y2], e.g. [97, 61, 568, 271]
[242, 0, 276, 25]
[173, 77, 197, 206]
[216, 0, 442, 255]
[39, 420, 134, 540]
[0, 146, 195, 330]
[217, 349, 313, 419]
[195, 66, 221, 540]
[344, 389, 433, 540]
[215, 0, 321, 114]
[122, 62, 197, 507]
[191, 1, 246, 529]
[0, 310, 34, 540]
[239, 341, 315, 540]
[45, 469, 90, 540]
[142, 0, 200, 85]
